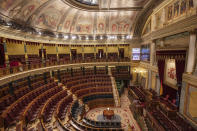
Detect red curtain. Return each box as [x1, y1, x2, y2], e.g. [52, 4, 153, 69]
[175, 50, 186, 106]
[156, 50, 186, 102]
[0, 44, 5, 68]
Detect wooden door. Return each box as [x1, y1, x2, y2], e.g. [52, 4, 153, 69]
[71, 49, 77, 60]
[98, 49, 104, 58]
[119, 48, 124, 58]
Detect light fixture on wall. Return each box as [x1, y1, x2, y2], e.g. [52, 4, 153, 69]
[72, 35, 77, 40]
[64, 35, 69, 39]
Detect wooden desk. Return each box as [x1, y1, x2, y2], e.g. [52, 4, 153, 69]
[103, 109, 114, 120]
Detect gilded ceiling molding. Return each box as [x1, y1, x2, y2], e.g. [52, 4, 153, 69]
[56, 7, 73, 32]
[183, 73, 197, 87]
[26, 0, 54, 24]
[0, 25, 133, 45]
[139, 61, 158, 73]
[151, 14, 197, 40]
[133, 0, 163, 37]
[62, 0, 143, 11]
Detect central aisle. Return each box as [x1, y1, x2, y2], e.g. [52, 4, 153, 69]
[85, 88, 141, 131]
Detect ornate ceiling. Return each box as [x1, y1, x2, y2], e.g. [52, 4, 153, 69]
[0, 0, 149, 36]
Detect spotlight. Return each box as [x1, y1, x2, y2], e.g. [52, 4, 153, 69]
[72, 35, 76, 40]
[64, 35, 69, 39]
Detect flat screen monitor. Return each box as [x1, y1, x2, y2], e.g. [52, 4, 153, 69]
[132, 48, 140, 60]
[141, 45, 150, 61]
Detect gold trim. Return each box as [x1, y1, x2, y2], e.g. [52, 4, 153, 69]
[184, 84, 197, 124]
[185, 72, 192, 74]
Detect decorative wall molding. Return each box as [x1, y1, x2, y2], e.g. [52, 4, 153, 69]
[151, 14, 197, 40]
[183, 73, 197, 87]
[139, 61, 158, 73]
[0, 26, 132, 45]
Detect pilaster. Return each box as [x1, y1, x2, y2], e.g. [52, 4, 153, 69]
[156, 74, 161, 96]
[186, 30, 196, 74]
[179, 81, 187, 114]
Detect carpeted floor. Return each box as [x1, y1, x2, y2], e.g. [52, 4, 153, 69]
[86, 88, 141, 131]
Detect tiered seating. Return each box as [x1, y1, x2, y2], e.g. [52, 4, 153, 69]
[0, 77, 53, 115]
[76, 87, 112, 98]
[148, 108, 180, 131]
[28, 54, 41, 69]
[128, 85, 196, 131]
[129, 86, 146, 102]
[84, 53, 95, 60]
[82, 93, 113, 104]
[71, 101, 82, 120]
[64, 74, 111, 89]
[8, 55, 26, 65]
[21, 85, 62, 124]
[59, 54, 70, 63]
[108, 53, 118, 61]
[171, 113, 196, 131]
[111, 67, 131, 79]
[72, 68, 83, 76]
[1, 80, 57, 128]
[0, 84, 10, 98]
[41, 89, 68, 124]
[56, 95, 73, 121]
[96, 67, 107, 74]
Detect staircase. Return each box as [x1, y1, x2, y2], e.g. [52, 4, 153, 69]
[108, 68, 121, 107]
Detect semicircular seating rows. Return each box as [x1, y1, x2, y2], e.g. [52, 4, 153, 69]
[0, 67, 125, 131]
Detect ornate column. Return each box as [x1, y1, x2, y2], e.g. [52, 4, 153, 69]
[69, 44, 72, 61]
[150, 40, 156, 66]
[155, 74, 161, 96]
[41, 43, 45, 64]
[186, 31, 196, 74]
[82, 45, 84, 60]
[23, 41, 28, 63]
[106, 44, 108, 59]
[179, 82, 187, 114]
[117, 44, 120, 59]
[148, 70, 152, 89]
[56, 44, 59, 62]
[94, 45, 96, 59]
[3, 38, 9, 67]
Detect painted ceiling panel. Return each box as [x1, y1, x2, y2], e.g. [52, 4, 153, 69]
[109, 11, 137, 34]
[33, 0, 69, 31]
[59, 8, 78, 33]
[0, 0, 149, 35]
[74, 11, 94, 34]
[10, 0, 49, 21]
[96, 12, 107, 34]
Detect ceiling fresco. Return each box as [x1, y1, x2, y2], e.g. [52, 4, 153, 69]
[0, 0, 149, 35]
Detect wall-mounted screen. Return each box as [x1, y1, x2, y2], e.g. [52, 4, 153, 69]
[141, 45, 150, 61]
[132, 48, 140, 60]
